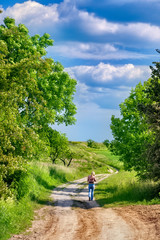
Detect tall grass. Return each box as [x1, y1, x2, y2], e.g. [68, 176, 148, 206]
[0, 163, 80, 240]
[0, 197, 35, 240]
[95, 171, 160, 207]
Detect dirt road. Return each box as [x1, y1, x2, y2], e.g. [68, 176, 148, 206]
[10, 173, 160, 240]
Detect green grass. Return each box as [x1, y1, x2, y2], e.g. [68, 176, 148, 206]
[0, 163, 81, 240]
[69, 142, 118, 175]
[0, 198, 31, 240]
[94, 149, 124, 170]
[95, 170, 160, 208]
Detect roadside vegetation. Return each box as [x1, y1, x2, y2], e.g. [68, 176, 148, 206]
[95, 171, 160, 208]
[0, 163, 79, 240]
[94, 147, 160, 208]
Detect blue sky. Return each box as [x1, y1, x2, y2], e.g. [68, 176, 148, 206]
[1, 0, 160, 142]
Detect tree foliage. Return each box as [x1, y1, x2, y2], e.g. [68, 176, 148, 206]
[111, 51, 160, 180]
[110, 81, 154, 178]
[0, 17, 77, 199]
[42, 127, 70, 164]
[138, 51, 160, 180]
[103, 139, 110, 148]
[87, 139, 98, 148]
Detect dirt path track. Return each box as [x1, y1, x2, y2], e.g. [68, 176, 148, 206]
[10, 173, 160, 240]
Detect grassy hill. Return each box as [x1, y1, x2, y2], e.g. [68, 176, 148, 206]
[68, 141, 122, 174]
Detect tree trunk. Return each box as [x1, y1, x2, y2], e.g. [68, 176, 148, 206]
[67, 158, 73, 167]
[60, 158, 66, 166]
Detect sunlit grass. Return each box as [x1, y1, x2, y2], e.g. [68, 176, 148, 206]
[0, 162, 81, 240]
[94, 149, 124, 170]
[95, 171, 160, 208]
[69, 142, 112, 175]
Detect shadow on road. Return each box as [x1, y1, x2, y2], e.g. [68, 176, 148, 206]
[54, 199, 99, 209]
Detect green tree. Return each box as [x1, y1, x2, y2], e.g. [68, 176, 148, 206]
[103, 139, 110, 148]
[46, 128, 69, 163]
[0, 17, 77, 198]
[110, 81, 153, 178]
[87, 139, 99, 148]
[39, 126, 74, 166]
[138, 51, 160, 180]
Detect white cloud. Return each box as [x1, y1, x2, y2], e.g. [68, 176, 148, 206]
[1, 1, 59, 27]
[77, 9, 160, 42]
[78, 11, 118, 34]
[63, 67, 137, 110]
[64, 63, 151, 115]
[52, 42, 117, 60]
[51, 41, 149, 60]
[82, 15, 160, 42]
[65, 63, 151, 84]
[74, 81, 132, 106]
[121, 23, 160, 42]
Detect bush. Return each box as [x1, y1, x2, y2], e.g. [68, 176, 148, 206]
[103, 139, 110, 148]
[87, 139, 99, 148]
